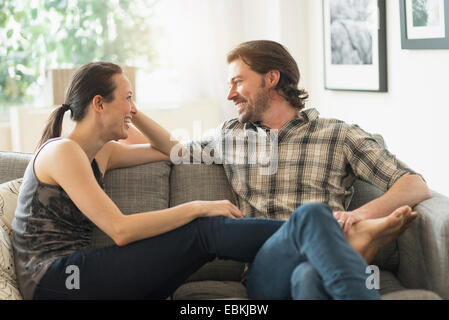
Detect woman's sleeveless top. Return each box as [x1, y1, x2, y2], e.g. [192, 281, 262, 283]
[12, 139, 104, 299]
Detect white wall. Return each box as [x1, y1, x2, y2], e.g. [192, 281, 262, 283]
[0, 124, 11, 151]
[275, 0, 448, 196]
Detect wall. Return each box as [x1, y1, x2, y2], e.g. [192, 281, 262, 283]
[0, 124, 11, 151]
[280, 0, 448, 196]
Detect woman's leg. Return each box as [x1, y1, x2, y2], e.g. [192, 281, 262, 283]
[246, 203, 381, 300]
[34, 216, 283, 300]
[194, 216, 284, 262]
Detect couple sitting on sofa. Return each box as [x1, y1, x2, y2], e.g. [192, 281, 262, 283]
[12, 40, 430, 300]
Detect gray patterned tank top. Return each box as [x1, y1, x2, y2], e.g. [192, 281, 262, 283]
[12, 138, 104, 300]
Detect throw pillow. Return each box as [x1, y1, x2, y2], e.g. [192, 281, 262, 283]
[0, 227, 22, 299]
[0, 179, 23, 300]
[0, 278, 22, 300]
[0, 179, 22, 236]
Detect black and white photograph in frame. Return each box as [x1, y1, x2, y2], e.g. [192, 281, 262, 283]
[400, 0, 449, 49]
[322, 0, 387, 92]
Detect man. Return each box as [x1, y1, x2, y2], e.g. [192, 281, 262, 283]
[123, 40, 431, 298]
[223, 40, 430, 226]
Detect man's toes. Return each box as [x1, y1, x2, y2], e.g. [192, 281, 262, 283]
[392, 205, 411, 219]
[399, 205, 411, 214]
[401, 211, 418, 231]
[407, 211, 418, 222]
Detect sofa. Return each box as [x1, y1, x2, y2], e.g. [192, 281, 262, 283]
[1, 149, 448, 300]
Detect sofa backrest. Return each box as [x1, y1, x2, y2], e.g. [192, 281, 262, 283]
[170, 163, 238, 206]
[0, 152, 32, 184]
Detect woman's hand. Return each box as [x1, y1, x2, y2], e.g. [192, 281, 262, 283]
[191, 200, 243, 219]
[333, 210, 363, 234]
[130, 107, 181, 157]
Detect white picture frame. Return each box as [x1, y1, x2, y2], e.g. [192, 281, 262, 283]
[322, 0, 388, 92]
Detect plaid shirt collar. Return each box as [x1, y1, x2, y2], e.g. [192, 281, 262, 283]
[244, 108, 320, 140]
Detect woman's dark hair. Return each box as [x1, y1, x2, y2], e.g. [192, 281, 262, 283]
[227, 40, 308, 111]
[37, 62, 123, 149]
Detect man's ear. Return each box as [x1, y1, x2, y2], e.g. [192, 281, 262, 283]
[92, 95, 104, 114]
[265, 70, 280, 89]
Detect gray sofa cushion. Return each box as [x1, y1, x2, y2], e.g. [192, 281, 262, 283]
[381, 290, 442, 300]
[169, 163, 238, 206]
[173, 280, 248, 300]
[0, 152, 32, 184]
[378, 270, 405, 295]
[91, 161, 171, 248]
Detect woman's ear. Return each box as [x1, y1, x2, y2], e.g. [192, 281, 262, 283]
[92, 95, 104, 114]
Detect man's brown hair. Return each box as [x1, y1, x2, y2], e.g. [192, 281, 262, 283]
[227, 40, 308, 111]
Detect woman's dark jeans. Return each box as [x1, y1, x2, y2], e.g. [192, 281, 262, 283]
[34, 216, 283, 299]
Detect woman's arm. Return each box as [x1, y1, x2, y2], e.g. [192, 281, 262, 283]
[100, 140, 170, 171]
[44, 140, 241, 246]
[102, 105, 186, 170]
[130, 106, 180, 157]
[119, 124, 149, 145]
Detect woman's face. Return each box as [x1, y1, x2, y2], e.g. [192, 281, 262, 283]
[102, 73, 136, 141]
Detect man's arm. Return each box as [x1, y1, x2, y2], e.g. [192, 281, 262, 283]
[337, 125, 432, 232]
[336, 174, 431, 233]
[352, 174, 431, 220]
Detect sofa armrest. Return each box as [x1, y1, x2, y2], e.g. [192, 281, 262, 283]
[397, 190, 449, 299]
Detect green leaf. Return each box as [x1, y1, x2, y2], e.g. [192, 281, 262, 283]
[6, 29, 13, 38]
[13, 11, 26, 22]
[31, 8, 38, 20]
[0, 11, 9, 27]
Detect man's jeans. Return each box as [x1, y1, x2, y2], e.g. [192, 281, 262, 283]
[246, 203, 381, 300]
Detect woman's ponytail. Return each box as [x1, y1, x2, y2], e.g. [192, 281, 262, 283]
[36, 104, 71, 151]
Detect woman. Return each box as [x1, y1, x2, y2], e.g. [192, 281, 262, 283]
[12, 62, 383, 300]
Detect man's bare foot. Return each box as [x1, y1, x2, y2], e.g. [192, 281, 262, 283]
[345, 206, 417, 263]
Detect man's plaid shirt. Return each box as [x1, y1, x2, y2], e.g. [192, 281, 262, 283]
[186, 108, 417, 220]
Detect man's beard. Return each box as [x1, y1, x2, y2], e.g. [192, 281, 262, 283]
[238, 80, 270, 124]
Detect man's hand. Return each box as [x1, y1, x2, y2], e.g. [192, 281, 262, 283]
[333, 211, 363, 234]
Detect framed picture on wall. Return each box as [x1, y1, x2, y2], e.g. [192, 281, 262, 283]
[322, 0, 387, 92]
[400, 0, 449, 49]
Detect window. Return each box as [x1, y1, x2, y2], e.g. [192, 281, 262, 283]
[0, 0, 158, 120]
